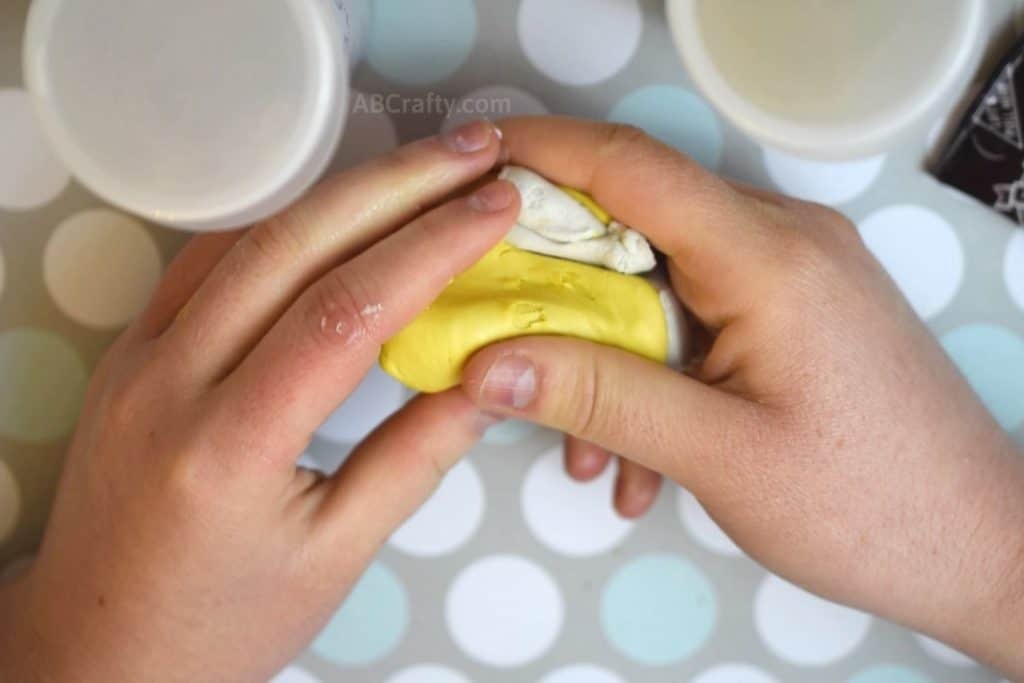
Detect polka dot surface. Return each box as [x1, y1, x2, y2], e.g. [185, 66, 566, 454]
[367, 0, 477, 85]
[0, 89, 70, 210]
[601, 555, 717, 666]
[0, 329, 88, 443]
[518, 0, 642, 87]
[442, 85, 548, 134]
[609, 86, 723, 169]
[849, 665, 932, 683]
[940, 324, 1024, 431]
[316, 364, 406, 444]
[0, 5, 1019, 682]
[539, 664, 626, 683]
[269, 667, 321, 683]
[0, 460, 19, 544]
[446, 555, 563, 667]
[386, 665, 472, 683]
[389, 459, 484, 557]
[912, 634, 977, 668]
[312, 562, 408, 666]
[754, 575, 872, 667]
[692, 664, 780, 683]
[329, 91, 399, 173]
[677, 488, 742, 558]
[44, 209, 162, 329]
[521, 446, 634, 557]
[1005, 231, 1024, 312]
[763, 148, 885, 205]
[857, 205, 964, 319]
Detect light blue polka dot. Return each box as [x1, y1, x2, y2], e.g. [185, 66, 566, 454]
[367, 0, 477, 85]
[941, 324, 1024, 431]
[608, 85, 723, 169]
[601, 554, 716, 665]
[849, 665, 932, 683]
[0, 329, 87, 443]
[313, 562, 408, 665]
[483, 419, 539, 445]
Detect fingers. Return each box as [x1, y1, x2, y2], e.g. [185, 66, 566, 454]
[161, 120, 504, 384]
[217, 180, 520, 464]
[614, 458, 662, 519]
[312, 389, 492, 559]
[564, 435, 661, 518]
[495, 116, 785, 325]
[563, 435, 612, 481]
[137, 230, 245, 337]
[462, 335, 764, 492]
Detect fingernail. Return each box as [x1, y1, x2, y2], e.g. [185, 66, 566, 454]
[442, 119, 495, 154]
[480, 355, 536, 410]
[468, 181, 514, 212]
[474, 411, 506, 434]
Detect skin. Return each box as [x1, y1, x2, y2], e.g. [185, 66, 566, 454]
[0, 119, 518, 683]
[461, 117, 1024, 680]
[0, 115, 1021, 681]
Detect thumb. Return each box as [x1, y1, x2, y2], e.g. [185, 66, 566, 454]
[461, 336, 762, 487]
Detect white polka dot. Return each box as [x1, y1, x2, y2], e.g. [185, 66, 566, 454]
[0, 460, 19, 544]
[329, 91, 399, 174]
[540, 664, 626, 683]
[389, 459, 484, 557]
[692, 663, 780, 683]
[44, 209, 163, 329]
[442, 85, 548, 133]
[677, 488, 742, 558]
[521, 446, 633, 557]
[858, 205, 964, 320]
[1005, 231, 1024, 312]
[0, 89, 70, 210]
[763, 148, 885, 205]
[387, 665, 472, 683]
[518, 0, 642, 86]
[268, 666, 321, 683]
[754, 574, 872, 667]
[446, 555, 563, 667]
[913, 634, 978, 668]
[316, 364, 406, 444]
[0, 555, 35, 582]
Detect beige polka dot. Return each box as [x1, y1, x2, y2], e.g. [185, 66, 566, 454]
[45, 209, 162, 329]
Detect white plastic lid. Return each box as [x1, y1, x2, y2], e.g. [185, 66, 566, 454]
[23, 0, 350, 231]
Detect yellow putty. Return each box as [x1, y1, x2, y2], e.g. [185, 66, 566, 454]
[380, 243, 668, 393]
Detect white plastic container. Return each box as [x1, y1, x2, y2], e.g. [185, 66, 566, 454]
[23, 0, 369, 231]
[666, 0, 988, 160]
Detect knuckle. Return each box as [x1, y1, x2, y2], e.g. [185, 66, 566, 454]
[104, 371, 153, 428]
[246, 209, 313, 263]
[305, 268, 378, 350]
[568, 354, 603, 437]
[602, 122, 652, 156]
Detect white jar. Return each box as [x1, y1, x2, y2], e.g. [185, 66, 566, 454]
[23, 0, 370, 231]
[666, 0, 988, 160]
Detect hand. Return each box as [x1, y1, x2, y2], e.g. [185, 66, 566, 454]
[460, 117, 1024, 678]
[0, 120, 518, 683]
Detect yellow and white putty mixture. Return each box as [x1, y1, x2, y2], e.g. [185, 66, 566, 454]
[380, 166, 688, 393]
